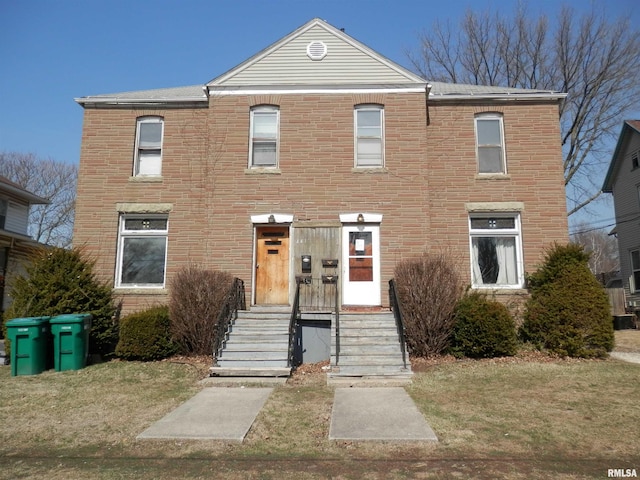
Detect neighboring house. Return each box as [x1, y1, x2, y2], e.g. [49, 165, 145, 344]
[73, 18, 569, 317]
[603, 120, 640, 311]
[0, 176, 49, 313]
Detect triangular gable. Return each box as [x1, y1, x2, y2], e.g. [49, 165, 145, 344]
[207, 18, 426, 90]
[602, 120, 640, 192]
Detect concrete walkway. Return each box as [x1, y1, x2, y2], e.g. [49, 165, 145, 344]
[610, 351, 640, 364]
[137, 387, 272, 442]
[330, 387, 438, 441]
[137, 385, 437, 443]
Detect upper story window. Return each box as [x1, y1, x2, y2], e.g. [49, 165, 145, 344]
[355, 105, 384, 167]
[632, 151, 639, 170]
[249, 106, 279, 168]
[116, 215, 168, 288]
[0, 199, 6, 230]
[469, 213, 523, 288]
[475, 113, 506, 174]
[134, 116, 164, 176]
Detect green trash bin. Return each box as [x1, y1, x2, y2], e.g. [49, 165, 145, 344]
[5, 316, 51, 376]
[50, 314, 92, 371]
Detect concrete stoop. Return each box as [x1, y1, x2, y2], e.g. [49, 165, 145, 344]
[210, 306, 292, 378]
[328, 312, 413, 385]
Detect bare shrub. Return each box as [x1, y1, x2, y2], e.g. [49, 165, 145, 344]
[169, 265, 233, 355]
[394, 252, 464, 356]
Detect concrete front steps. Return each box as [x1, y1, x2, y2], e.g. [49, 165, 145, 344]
[328, 312, 412, 385]
[210, 306, 292, 378]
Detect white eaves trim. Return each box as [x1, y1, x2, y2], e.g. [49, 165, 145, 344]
[208, 85, 426, 96]
[429, 92, 567, 101]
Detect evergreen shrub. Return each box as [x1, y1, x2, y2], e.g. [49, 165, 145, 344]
[115, 305, 178, 361]
[520, 243, 614, 358]
[4, 247, 116, 358]
[449, 291, 518, 358]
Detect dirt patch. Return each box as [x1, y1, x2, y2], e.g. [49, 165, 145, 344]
[287, 361, 330, 386]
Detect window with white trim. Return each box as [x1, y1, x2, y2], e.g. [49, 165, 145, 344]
[355, 105, 384, 167]
[249, 106, 279, 167]
[116, 215, 168, 287]
[475, 113, 506, 174]
[630, 249, 640, 293]
[469, 214, 523, 288]
[134, 117, 164, 176]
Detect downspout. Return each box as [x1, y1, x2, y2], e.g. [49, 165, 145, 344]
[425, 83, 432, 127]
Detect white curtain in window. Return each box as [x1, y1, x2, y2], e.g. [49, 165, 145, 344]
[472, 237, 517, 286]
[495, 238, 516, 284]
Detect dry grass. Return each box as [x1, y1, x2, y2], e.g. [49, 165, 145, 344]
[1, 344, 639, 479]
[614, 329, 640, 352]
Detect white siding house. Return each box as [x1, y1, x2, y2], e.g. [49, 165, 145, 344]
[602, 120, 640, 310]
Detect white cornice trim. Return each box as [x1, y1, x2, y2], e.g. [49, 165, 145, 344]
[429, 93, 567, 101]
[207, 85, 426, 96]
[251, 213, 294, 224]
[339, 213, 383, 223]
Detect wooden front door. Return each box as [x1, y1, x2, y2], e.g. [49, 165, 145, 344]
[255, 226, 290, 304]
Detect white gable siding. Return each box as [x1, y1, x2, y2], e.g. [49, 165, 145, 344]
[219, 25, 417, 86]
[612, 131, 640, 302]
[5, 201, 29, 236]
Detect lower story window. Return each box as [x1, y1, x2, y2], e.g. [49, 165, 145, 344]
[630, 249, 640, 293]
[469, 214, 523, 288]
[116, 215, 168, 287]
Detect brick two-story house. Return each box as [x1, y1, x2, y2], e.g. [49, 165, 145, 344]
[74, 18, 569, 318]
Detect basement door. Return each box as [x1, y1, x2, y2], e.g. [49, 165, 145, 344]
[342, 225, 381, 306]
[255, 226, 290, 305]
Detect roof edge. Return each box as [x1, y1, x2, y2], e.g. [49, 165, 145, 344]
[603, 120, 640, 192]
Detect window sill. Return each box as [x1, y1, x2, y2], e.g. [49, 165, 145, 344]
[472, 286, 528, 294]
[475, 174, 511, 180]
[129, 176, 163, 183]
[113, 287, 168, 295]
[351, 167, 388, 174]
[245, 168, 281, 175]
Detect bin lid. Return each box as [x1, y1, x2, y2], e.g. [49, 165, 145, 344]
[5, 316, 51, 327]
[50, 313, 92, 324]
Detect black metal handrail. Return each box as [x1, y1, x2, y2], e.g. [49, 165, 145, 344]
[288, 278, 302, 367]
[389, 278, 407, 368]
[334, 276, 340, 365]
[213, 278, 246, 362]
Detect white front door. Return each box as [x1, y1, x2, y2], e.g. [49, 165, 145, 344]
[342, 225, 380, 305]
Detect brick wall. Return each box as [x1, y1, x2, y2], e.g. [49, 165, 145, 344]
[74, 93, 568, 315]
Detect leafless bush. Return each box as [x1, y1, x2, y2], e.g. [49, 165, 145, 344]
[394, 252, 464, 356]
[169, 265, 233, 355]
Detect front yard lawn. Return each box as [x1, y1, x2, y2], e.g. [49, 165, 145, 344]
[1, 332, 638, 479]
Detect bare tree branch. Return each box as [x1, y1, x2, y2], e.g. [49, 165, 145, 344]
[410, 3, 640, 216]
[0, 152, 77, 248]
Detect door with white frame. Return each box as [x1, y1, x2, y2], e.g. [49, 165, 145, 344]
[342, 224, 381, 305]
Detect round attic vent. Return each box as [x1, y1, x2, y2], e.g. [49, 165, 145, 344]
[306, 41, 327, 60]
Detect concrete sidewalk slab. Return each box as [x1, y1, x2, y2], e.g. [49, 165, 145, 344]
[329, 387, 438, 442]
[610, 351, 640, 364]
[137, 387, 272, 442]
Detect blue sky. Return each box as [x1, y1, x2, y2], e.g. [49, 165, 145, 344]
[1, 0, 638, 228]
